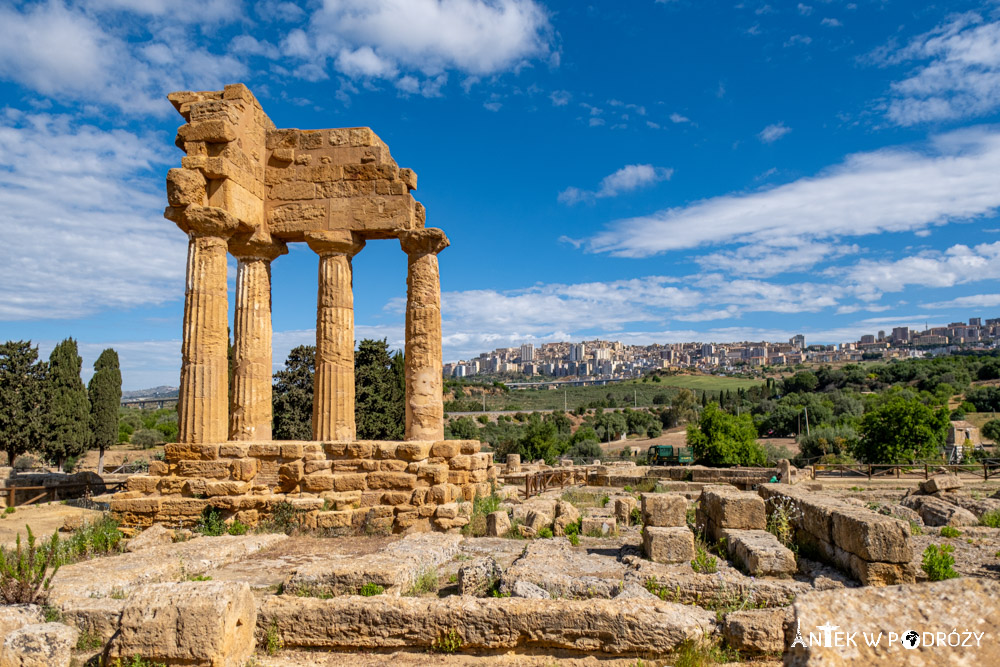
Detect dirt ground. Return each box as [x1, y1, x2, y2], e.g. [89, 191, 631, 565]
[0, 501, 103, 548]
[260, 649, 781, 666]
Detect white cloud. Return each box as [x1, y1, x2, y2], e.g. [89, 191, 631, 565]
[559, 164, 673, 205]
[821, 17, 842, 28]
[586, 126, 1000, 258]
[0, 1, 247, 115]
[784, 35, 812, 47]
[669, 112, 690, 123]
[921, 294, 1000, 309]
[758, 122, 792, 142]
[0, 111, 186, 320]
[882, 13, 1000, 125]
[88, 0, 241, 22]
[798, 4, 812, 16]
[697, 241, 859, 278]
[290, 0, 554, 91]
[549, 90, 571, 106]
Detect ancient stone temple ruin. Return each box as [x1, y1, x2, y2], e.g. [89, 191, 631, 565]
[112, 84, 496, 533]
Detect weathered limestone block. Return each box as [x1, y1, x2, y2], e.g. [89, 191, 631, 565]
[367, 472, 417, 490]
[553, 500, 581, 536]
[830, 508, 912, 563]
[0, 623, 77, 667]
[642, 493, 687, 527]
[257, 595, 716, 654]
[125, 524, 173, 553]
[108, 582, 255, 667]
[57, 598, 123, 645]
[700, 485, 766, 530]
[643, 526, 695, 564]
[721, 529, 797, 576]
[615, 496, 638, 525]
[230, 457, 260, 481]
[901, 495, 978, 527]
[126, 475, 159, 493]
[0, 607, 43, 648]
[581, 516, 617, 536]
[522, 510, 552, 537]
[178, 459, 231, 479]
[430, 440, 461, 458]
[486, 511, 511, 537]
[166, 443, 220, 462]
[396, 441, 432, 461]
[786, 578, 1000, 666]
[722, 608, 786, 655]
[205, 480, 250, 497]
[458, 557, 502, 596]
[920, 474, 963, 494]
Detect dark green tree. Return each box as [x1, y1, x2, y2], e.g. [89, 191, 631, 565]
[87, 349, 121, 473]
[44, 338, 90, 468]
[686, 403, 766, 466]
[856, 392, 948, 463]
[355, 339, 405, 440]
[272, 345, 315, 440]
[0, 341, 48, 465]
[982, 419, 1000, 443]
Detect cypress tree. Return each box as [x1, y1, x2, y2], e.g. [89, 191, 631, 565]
[88, 349, 121, 474]
[272, 345, 315, 440]
[45, 338, 90, 469]
[0, 341, 48, 466]
[355, 339, 405, 440]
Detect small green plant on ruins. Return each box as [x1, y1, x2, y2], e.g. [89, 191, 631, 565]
[939, 526, 961, 539]
[462, 489, 503, 537]
[111, 658, 167, 667]
[922, 544, 960, 581]
[979, 509, 1000, 528]
[0, 526, 60, 604]
[672, 636, 740, 667]
[359, 582, 384, 596]
[265, 621, 283, 656]
[431, 629, 463, 654]
[407, 568, 439, 596]
[765, 497, 800, 552]
[51, 515, 124, 566]
[258, 501, 301, 535]
[690, 544, 718, 574]
[563, 517, 582, 546]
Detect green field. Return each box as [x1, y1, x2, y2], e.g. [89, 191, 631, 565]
[448, 375, 763, 413]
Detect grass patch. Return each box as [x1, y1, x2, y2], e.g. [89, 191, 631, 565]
[922, 544, 960, 581]
[264, 620, 283, 656]
[765, 496, 800, 553]
[599, 494, 610, 508]
[227, 519, 249, 536]
[939, 526, 962, 538]
[111, 658, 167, 667]
[431, 629, 463, 654]
[979, 509, 1000, 528]
[51, 514, 124, 566]
[359, 582, 384, 596]
[185, 574, 212, 582]
[407, 568, 439, 596]
[195, 506, 227, 537]
[462, 491, 504, 537]
[258, 501, 301, 535]
[690, 545, 718, 574]
[76, 630, 104, 651]
[909, 521, 924, 536]
[671, 636, 741, 667]
[0, 526, 60, 604]
[560, 489, 602, 510]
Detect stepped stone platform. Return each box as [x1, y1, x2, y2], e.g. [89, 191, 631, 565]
[112, 439, 498, 534]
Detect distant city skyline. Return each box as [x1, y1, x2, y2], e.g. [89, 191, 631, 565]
[5, 1, 1000, 389]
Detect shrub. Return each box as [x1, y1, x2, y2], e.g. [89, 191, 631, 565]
[55, 515, 124, 565]
[0, 527, 60, 604]
[259, 501, 300, 534]
[921, 544, 960, 581]
[979, 509, 1000, 528]
[690, 545, 718, 574]
[408, 568, 439, 596]
[131, 428, 165, 448]
[939, 526, 961, 538]
[227, 520, 249, 536]
[196, 506, 227, 537]
[630, 506, 642, 526]
[62, 456, 77, 474]
[765, 497, 800, 551]
[11, 455, 38, 471]
[359, 582, 384, 596]
[462, 490, 503, 537]
[599, 494, 610, 507]
[264, 621, 283, 656]
[537, 526, 553, 539]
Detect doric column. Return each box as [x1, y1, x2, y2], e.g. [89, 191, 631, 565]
[399, 228, 450, 441]
[306, 231, 366, 441]
[228, 235, 287, 441]
[177, 208, 241, 443]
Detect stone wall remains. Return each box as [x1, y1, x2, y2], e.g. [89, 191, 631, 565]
[112, 440, 497, 534]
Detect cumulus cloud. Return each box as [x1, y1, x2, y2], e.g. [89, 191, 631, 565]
[882, 13, 1000, 125]
[288, 0, 554, 93]
[586, 125, 1000, 258]
[758, 122, 792, 142]
[558, 164, 673, 205]
[921, 294, 1000, 309]
[0, 111, 186, 320]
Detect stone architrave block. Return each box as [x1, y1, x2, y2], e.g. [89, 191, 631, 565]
[108, 581, 256, 667]
[641, 493, 687, 527]
[642, 526, 695, 564]
[699, 486, 765, 530]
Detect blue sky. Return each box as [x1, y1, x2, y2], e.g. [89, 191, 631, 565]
[4, 0, 1000, 389]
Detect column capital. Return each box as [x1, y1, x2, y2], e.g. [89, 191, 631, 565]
[229, 233, 288, 262]
[399, 227, 449, 257]
[180, 205, 247, 239]
[305, 230, 366, 257]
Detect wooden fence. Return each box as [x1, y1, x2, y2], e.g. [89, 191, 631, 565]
[0, 480, 125, 509]
[812, 461, 1000, 481]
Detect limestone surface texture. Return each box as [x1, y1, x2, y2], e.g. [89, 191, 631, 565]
[643, 526, 696, 564]
[0, 623, 76, 667]
[642, 493, 687, 527]
[108, 581, 256, 667]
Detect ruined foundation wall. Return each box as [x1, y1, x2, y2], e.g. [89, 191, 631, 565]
[112, 440, 497, 533]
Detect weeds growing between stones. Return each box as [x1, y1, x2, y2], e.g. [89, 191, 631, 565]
[922, 544, 960, 581]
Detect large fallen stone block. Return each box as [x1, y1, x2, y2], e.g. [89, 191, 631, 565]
[641, 493, 687, 527]
[500, 539, 626, 599]
[285, 532, 461, 596]
[458, 557, 501, 596]
[643, 526, 695, 564]
[722, 529, 796, 576]
[920, 474, 962, 494]
[0, 623, 77, 667]
[786, 577, 1000, 666]
[58, 598, 123, 645]
[698, 486, 765, 541]
[581, 516, 617, 536]
[125, 523, 173, 552]
[553, 500, 580, 536]
[901, 495, 978, 528]
[107, 581, 255, 667]
[723, 608, 786, 655]
[486, 510, 511, 537]
[258, 595, 716, 654]
[830, 509, 912, 563]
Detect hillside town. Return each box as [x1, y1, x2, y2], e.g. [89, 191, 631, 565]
[444, 317, 1000, 381]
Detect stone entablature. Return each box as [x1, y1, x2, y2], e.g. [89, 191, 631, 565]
[113, 439, 497, 534]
